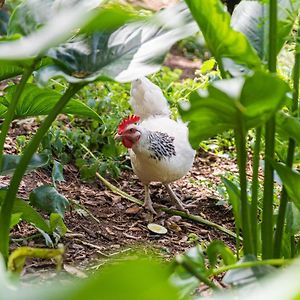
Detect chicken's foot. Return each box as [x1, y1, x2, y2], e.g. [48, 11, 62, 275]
[164, 184, 188, 213]
[143, 185, 156, 214]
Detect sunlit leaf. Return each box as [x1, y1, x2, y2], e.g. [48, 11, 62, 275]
[29, 185, 69, 218]
[0, 84, 101, 120]
[185, 0, 261, 68]
[0, 1, 98, 61]
[0, 153, 49, 176]
[180, 71, 289, 147]
[232, 0, 300, 60]
[36, 2, 198, 84]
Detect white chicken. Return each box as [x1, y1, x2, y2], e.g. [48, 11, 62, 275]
[115, 77, 195, 214]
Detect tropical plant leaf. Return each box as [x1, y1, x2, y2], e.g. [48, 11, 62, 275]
[8, 0, 143, 36]
[0, 84, 101, 120]
[273, 162, 300, 212]
[0, 61, 23, 81]
[10, 213, 22, 229]
[0, 189, 50, 233]
[0, 153, 49, 176]
[49, 213, 67, 237]
[222, 177, 241, 228]
[180, 71, 289, 147]
[0, 0, 142, 61]
[185, 0, 261, 68]
[206, 240, 236, 269]
[0, 10, 9, 36]
[52, 160, 65, 184]
[277, 112, 300, 144]
[286, 202, 300, 236]
[222, 254, 275, 287]
[29, 185, 69, 217]
[36, 2, 198, 84]
[171, 245, 206, 299]
[232, 0, 300, 60]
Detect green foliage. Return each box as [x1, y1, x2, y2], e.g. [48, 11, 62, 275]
[36, 3, 198, 85]
[0, 153, 49, 176]
[29, 185, 69, 218]
[231, 0, 300, 60]
[0, 189, 50, 233]
[180, 71, 289, 147]
[0, 84, 101, 120]
[185, 0, 261, 69]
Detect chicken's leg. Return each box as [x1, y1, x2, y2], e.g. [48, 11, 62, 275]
[143, 185, 156, 214]
[164, 184, 188, 212]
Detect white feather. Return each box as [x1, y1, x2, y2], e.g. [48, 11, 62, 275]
[128, 77, 195, 185]
[129, 77, 170, 120]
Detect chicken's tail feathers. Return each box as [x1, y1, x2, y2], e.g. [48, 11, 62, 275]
[129, 77, 170, 120]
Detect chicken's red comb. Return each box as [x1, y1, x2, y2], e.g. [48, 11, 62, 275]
[118, 115, 140, 134]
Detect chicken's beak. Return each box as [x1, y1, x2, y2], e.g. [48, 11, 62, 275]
[114, 133, 122, 140]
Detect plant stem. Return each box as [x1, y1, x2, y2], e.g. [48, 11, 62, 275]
[0, 62, 37, 169]
[216, 55, 227, 79]
[211, 258, 290, 276]
[262, 0, 277, 259]
[0, 84, 83, 262]
[176, 255, 219, 290]
[251, 126, 262, 256]
[274, 25, 300, 258]
[234, 118, 253, 254]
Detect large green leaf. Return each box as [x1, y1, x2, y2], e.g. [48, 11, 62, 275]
[286, 202, 300, 236]
[8, 1, 143, 36]
[0, 153, 49, 176]
[0, 61, 23, 80]
[0, 0, 142, 61]
[0, 189, 50, 233]
[0, 84, 100, 120]
[273, 162, 300, 212]
[180, 71, 289, 146]
[29, 185, 69, 218]
[232, 0, 300, 60]
[36, 2, 198, 84]
[222, 177, 241, 228]
[0, 1, 98, 61]
[277, 112, 300, 145]
[223, 255, 275, 287]
[0, 10, 9, 36]
[184, 0, 261, 68]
